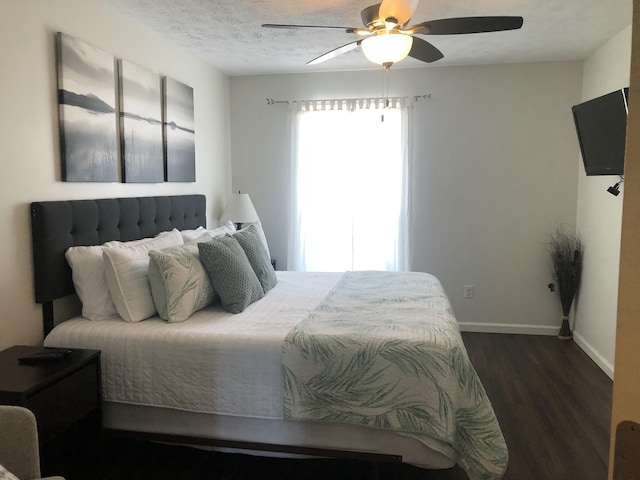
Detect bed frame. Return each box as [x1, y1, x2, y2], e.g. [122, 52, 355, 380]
[29, 194, 403, 466]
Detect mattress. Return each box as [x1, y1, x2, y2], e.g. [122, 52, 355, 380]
[46, 272, 340, 417]
[43, 271, 464, 471]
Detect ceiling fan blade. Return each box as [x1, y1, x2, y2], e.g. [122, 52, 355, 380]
[361, 4, 381, 27]
[409, 16, 523, 35]
[262, 24, 364, 34]
[408, 37, 444, 63]
[379, 0, 419, 25]
[307, 41, 362, 65]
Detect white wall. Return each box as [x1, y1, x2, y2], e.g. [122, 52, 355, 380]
[230, 62, 583, 334]
[574, 25, 632, 378]
[0, 0, 231, 350]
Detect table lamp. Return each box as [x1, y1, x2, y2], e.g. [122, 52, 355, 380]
[221, 191, 259, 230]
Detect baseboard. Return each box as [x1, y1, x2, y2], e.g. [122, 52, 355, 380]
[458, 322, 615, 379]
[572, 331, 614, 379]
[458, 322, 559, 336]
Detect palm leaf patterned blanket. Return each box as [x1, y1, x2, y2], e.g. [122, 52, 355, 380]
[282, 271, 507, 480]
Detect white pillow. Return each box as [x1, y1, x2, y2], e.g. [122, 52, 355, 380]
[103, 230, 184, 322]
[180, 221, 236, 242]
[0, 465, 18, 480]
[65, 230, 182, 320]
[66, 244, 120, 320]
[179, 226, 206, 242]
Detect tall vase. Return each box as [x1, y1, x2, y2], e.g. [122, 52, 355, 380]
[558, 315, 572, 340]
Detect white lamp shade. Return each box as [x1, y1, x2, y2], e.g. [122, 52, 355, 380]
[361, 33, 413, 66]
[221, 193, 259, 224]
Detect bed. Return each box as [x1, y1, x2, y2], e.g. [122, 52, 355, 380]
[31, 195, 507, 480]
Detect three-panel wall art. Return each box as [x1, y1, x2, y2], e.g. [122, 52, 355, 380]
[56, 32, 196, 183]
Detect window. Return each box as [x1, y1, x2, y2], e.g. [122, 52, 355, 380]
[288, 99, 411, 272]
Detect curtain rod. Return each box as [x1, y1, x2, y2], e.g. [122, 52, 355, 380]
[266, 94, 431, 105]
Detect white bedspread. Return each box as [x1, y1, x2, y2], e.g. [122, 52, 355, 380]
[45, 272, 341, 419]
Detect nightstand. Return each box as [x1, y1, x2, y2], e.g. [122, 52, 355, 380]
[0, 345, 101, 444]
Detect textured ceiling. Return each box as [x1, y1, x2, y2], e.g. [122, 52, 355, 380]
[103, 0, 632, 76]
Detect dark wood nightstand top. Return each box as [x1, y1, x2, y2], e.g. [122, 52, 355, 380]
[0, 345, 100, 401]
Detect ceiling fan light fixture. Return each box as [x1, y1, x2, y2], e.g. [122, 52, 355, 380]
[384, 17, 399, 30]
[361, 32, 413, 67]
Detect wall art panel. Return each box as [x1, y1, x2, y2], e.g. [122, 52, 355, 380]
[56, 32, 118, 182]
[164, 77, 196, 182]
[119, 60, 164, 183]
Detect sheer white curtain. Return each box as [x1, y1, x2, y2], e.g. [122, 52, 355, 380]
[288, 98, 412, 272]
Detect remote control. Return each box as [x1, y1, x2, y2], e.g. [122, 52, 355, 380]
[18, 349, 73, 364]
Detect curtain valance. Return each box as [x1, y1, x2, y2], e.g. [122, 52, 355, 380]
[289, 96, 415, 112]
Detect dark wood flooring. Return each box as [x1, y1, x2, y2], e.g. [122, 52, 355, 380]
[41, 333, 612, 480]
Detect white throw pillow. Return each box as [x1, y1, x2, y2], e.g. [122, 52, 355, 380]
[180, 221, 236, 242]
[103, 230, 183, 322]
[66, 230, 182, 320]
[149, 236, 217, 323]
[0, 464, 18, 480]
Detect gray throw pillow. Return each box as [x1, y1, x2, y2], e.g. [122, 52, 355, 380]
[233, 225, 277, 293]
[198, 236, 264, 314]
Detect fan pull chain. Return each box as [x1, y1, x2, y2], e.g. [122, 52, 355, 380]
[381, 69, 390, 123]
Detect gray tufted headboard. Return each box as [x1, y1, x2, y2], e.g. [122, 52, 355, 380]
[30, 195, 206, 336]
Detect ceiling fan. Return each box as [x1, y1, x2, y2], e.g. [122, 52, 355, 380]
[262, 0, 523, 70]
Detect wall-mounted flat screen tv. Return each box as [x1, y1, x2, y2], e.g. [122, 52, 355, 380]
[572, 88, 628, 176]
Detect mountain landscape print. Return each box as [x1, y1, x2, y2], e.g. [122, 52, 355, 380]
[164, 77, 196, 182]
[56, 32, 118, 182]
[119, 60, 164, 183]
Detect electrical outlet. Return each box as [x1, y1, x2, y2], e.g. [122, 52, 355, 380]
[463, 284, 474, 299]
